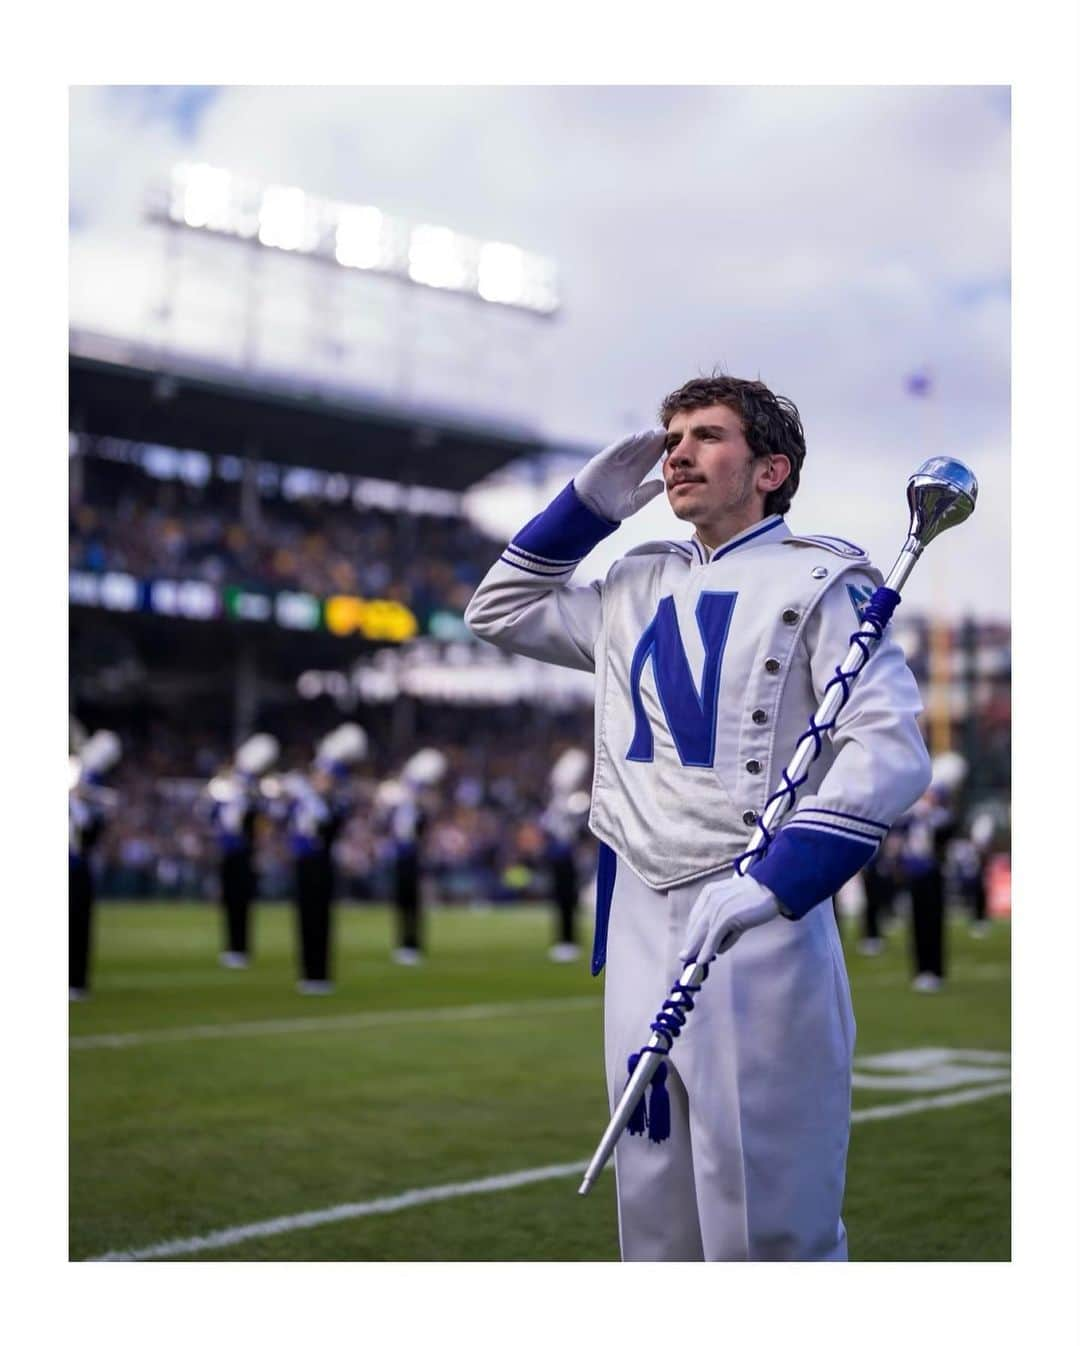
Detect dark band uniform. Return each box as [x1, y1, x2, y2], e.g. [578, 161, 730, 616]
[211, 783, 260, 964]
[390, 795, 427, 958]
[69, 790, 106, 997]
[289, 778, 350, 989]
[898, 790, 957, 981]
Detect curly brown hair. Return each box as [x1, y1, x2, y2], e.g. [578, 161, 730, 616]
[659, 375, 806, 517]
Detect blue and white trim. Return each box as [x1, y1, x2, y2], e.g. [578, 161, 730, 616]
[791, 533, 867, 559]
[502, 481, 619, 572]
[750, 808, 886, 920]
[591, 842, 618, 975]
[499, 542, 581, 578]
[785, 806, 888, 846]
[709, 513, 785, 562]
[680, 515, 787, 567]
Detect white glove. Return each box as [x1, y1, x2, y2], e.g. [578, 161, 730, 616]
[573, 428, 667, 523]
[678, 873, 781, 964]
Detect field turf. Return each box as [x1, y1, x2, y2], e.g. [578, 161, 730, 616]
[69, 902, 1010, 1261]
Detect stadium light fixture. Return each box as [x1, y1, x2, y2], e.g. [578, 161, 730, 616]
[520, 255, 559, 315]
[159, 163, 560, 315]
[408, 225, 470, 292]
[335, 205, 386, 270]
[258, 185, 315, 252]
[173, 163, 234, 231]
[478, 242, 526, 306]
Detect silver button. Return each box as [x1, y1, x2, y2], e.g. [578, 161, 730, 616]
[782, 608, 799, 625]
[811, 566, 828, 579]
[742, 809, 759, 826]
[764, 657, 781, 674]
[745, 759, 762, 774]
[752, 708, 768, 725]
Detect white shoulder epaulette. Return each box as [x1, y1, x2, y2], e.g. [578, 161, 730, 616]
[620, 540, 696, 560]
[782, 533, 868, 560]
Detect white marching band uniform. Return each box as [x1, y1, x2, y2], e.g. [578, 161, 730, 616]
[465, 480, 931, 1261]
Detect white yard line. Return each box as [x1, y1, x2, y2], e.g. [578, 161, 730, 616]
[89, 1161, 587, 1262]
[85, 1082, 1010, 1262]
[70, 996, 602, 1051]
[849, 1081, 1010, 1122]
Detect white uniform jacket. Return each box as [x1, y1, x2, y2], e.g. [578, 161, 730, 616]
[465, 482, 931, 961]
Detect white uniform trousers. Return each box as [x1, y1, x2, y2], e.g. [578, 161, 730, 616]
[604, 860, 856, 1261]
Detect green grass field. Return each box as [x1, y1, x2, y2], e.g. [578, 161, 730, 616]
[69, 902, 1010, 1262]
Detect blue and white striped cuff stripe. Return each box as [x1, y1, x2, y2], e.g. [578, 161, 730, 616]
[788, 807, 888, 845]
[784, 820, 879, 851]
[499, 544, 580, 577]
[506, 540, 583, 570]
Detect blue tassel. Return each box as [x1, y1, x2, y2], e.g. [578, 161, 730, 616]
[647, 1061, 671, 1143]
[625, 1053, 648, 1136]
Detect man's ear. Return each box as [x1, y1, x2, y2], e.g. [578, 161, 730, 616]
[759, 454, 791, 490]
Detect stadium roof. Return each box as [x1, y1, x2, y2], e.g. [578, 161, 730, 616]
[69, 329, 578, 491]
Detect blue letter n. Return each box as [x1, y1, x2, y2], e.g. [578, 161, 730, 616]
[626, 591, 737, 768]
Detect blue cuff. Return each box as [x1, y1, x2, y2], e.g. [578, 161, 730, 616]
[508, 481, 618, 565]
[750, 823, 878, 920]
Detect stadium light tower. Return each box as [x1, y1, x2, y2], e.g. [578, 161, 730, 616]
[144, 164, 561, 422]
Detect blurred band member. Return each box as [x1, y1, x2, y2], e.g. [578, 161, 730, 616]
[953, 809, 995, 938]
[542, 748, 592, 962]
[207, 734, 279, 969]
[69, 730, 121, 1001]
[857, 832, 900, 956]
[899, 784, 957, 992]
[379, 748, 447, 967]
[288, 724, 367, 994]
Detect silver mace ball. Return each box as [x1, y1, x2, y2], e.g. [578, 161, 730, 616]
[906, 456, 978, 551]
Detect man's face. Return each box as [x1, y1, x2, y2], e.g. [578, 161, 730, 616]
[662, 403, 762, 528]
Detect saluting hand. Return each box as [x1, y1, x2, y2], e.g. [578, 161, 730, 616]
[573, 428, 667, 523]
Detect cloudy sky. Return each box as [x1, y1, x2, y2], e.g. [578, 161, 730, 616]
[69, 85, 1010, 617]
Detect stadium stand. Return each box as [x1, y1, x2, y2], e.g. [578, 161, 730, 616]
[70, 341, 597, 904]
[70, 444, 500, 618]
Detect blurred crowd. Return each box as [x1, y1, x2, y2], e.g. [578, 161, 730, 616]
[88, 712, 598, 908]
[69, 455, 500, 621]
